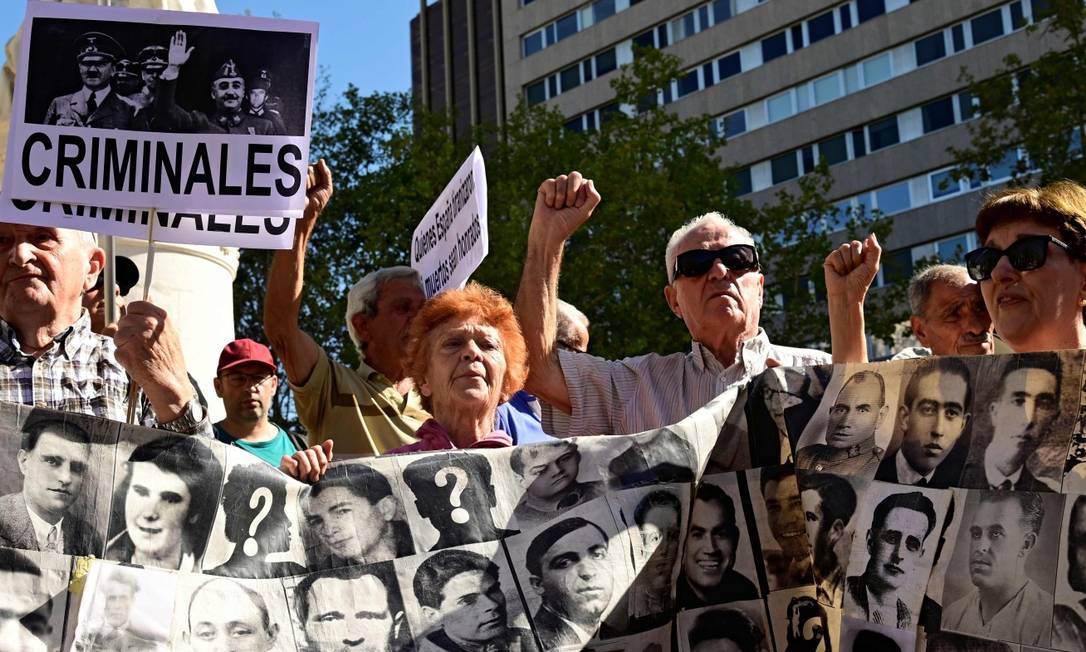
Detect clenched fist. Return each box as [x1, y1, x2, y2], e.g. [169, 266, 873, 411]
[113, 300, 194, 422]
[531, 171, 601, 246]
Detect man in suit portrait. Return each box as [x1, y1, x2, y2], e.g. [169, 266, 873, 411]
[760, 465, 814, 590]
[845, 491, 937, 629]
[797, 370, 887, 477]
[800, 472, 857, 607]
[0, 548, 56, 651]
[44, 32, 132, 129]
[74, 567, 160, 651]
[678, 482, 758, 607]
[961, 356, 1062, 491]
[876, 358, 972, 488]
[0, 416, 102, 555]
[527, 517, 615, 648]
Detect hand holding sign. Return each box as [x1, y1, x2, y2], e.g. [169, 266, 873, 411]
[532, 171, 601, 247]
[113, 299, 195, 423]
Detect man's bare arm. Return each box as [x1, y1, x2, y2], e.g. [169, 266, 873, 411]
[514, 172, 600, 413]
[264, 160, 333, 385]
[824, 233, 881, 363]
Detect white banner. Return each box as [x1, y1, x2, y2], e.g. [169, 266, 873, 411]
[1, 2, 318, 217]
[411, 146, 488, 298]
[4, 198, 295, 249]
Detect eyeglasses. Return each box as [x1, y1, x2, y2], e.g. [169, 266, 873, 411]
[220, 372, 275, 389]
[673, 244, 759, 280]
[964, 235, 1073, 281]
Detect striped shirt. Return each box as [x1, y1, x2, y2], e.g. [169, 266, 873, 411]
[0, 312, 210, 435]
[544, 328, 830, 437]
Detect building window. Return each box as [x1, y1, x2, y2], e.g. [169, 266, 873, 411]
[1010, 0, 1026, 28]
[862, 53, 892, 86]
[560, 65, 581, 93]
[761, 32, 788, 63]
[723, 111, 746, 137]
[596, 49, 617, 76]
[857, 0, 886, 23]
[818, 134, 849, 165]
[633, 30, 655, 53]
[882, 248, 913, 284]
[555, 13, 579, 42]
[937, 235, 970, 261]
[807, 11, 835, 44]
[876, 182, 911, 215]
[989, 149, 1019, 180]
[839, 5, 853, 30]
[951, 24, 966, 51]
[813, 74, 842, 105]
[564, 117, 585, 133]
[718, 53, 741, 80]
[791, 24, 805, 51]
[771, 152, 799, 184]
[734, 167, 753, 196]
[915, 32, 946, 66]
[852, 129, 867, 158]
[713, 0, 733, 23]
[767, 92, 793, 123]
[523, 31, 544, 57]
[971, 9, 1005, 45]
[868, 116, 899, 151]
[525, 81, 546, 105]
[921, 97, 955, 133]
[677, 70, 699, 98]
[930, 170, 959, 199]
[593, 0, 616, 23]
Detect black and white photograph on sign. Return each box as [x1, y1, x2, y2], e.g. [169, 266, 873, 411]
[1059, 365, 1086, 494]
[797, 470, 870, 608]
[836, 616, 915, 652]
[874, 357, 979, 489]
[746, 465, 815, 592]
[678, 472, 760, 609]
[392, 541, 537, 652]
[505, 497, 634, 650]
[398, 451, 515, 552]
[287, 560, 414, 652]
[795, 364, 903, 479]
[604, 426, 698, 490]
[916, 490, 966, 641]
[925, 631, 1022, 651]
[959, 352, 1080, 492]
[582, 622, 670, 652]
[104, 429, 226, 571]
[608, 483, 691, 630]
[675, 600, 772, 652]
[743, 365, 831, 468]
[0, 405, 120, 558]
[168, 574, 297, 651]
[766, 586, 842, 652]
[940, 489, 1064, 647]
[5, 2, 316, 215]
[71, 561, 176, 651]
[840, 480, 949, 630]
[508, 439, 605, 531]
[300, 459, 417, 570]
[1051, 493, 1086, 651]
[0, 549, 71, 652]
[202, 454, 307, 579]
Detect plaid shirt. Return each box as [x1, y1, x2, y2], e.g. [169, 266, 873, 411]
[0, 311, 209, 436]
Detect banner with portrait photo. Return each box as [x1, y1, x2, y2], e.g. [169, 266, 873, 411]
[2, 1, 317, 217]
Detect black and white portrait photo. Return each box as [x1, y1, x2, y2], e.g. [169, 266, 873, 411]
[395, 543, 537, 652]
[400, 452, 513, 552]
[795, 366, 901, 478]
[960, 353, 1076, 492]
[1052, 493, 1086, 650]
[204, 459, 307, 579]
[941, 490, 1063, 646]
[676, 601, 771, 652]
[841, 482, 949, 630]
[169, 575, 296, 651]
[606, 426, 698, 489]
[677, 474, 760, 609]
[72, 562, 175, 651]
[743, 365, 830, 468]
[766, 587, 841, 652]
[747, 464, 815, 591]
[585, 624, 671, 652]
[302, 461, 415, 570]
[0, 548, 70, 652]
[509, 440, 604, 531]
[875, 357, 976, 488]
[836, 616, 915, 652]
[506, 499, 633, 650]
[915, 491, 964, 641]
[0, 410, 116, 557]
[798, 471, 864, 607]
[104, 432, 225, 571]
[288, 561, 413, 652]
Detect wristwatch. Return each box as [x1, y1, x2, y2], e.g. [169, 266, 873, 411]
[157, 397, 206, 433]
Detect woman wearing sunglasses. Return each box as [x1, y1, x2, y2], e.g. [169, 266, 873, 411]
[964, 180, 1086, 353]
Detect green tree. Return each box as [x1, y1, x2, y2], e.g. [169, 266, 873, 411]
[950, 0, 1086, 184]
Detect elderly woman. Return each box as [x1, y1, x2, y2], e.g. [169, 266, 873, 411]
[386, 283, 528, 453]
[963, 180, 1086, 353]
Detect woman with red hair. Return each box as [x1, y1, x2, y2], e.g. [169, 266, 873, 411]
[386, 283, 528, 453]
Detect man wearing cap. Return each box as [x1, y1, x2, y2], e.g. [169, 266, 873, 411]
[112, 59, 141, 97]
[246, 69, 286, 135]
[123, 45, 168, 131]
[154, 30, 275, 135]
[82, 255, 138, 335]
[45, 31, 132, 129]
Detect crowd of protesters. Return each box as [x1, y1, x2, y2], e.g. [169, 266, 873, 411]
[1, 156, 1084, 483]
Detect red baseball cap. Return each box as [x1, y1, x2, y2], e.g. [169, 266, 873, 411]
[217, 338, 276, 375]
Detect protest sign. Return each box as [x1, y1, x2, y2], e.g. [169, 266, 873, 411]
[411, 146, 488, 298]
[1, 2, 317, 217]
[4, 198, 295, 249]
[2, 350, 1085, 651]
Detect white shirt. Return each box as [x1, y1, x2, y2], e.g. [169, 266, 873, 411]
[24, 497, 64, 552]
[895, 449, 936, 485]
[81, 86, 111, 110]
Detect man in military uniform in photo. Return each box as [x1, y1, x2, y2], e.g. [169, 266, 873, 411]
[124, 45, 168, 131]
[246, 69, 286, 135]
[112, 59, 141, 97]
[44, 32, 132, 129]
[154, 30, 275, 135]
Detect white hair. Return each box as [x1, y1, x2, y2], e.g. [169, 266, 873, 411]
[664, 212, 754, 283]
[555, 299, 589, 351]
[345, 266, 423, 355]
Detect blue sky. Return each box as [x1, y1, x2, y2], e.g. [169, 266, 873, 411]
[0, 1, 420, 100]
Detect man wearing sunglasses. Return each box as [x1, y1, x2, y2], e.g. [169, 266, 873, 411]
[515, 172, 829, 439]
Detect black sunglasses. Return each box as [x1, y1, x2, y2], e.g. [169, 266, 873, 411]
[673, 244, 760, 280]
[964, 234, 1073, 281]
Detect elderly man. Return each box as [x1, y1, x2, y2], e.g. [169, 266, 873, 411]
[44, 32, 132, 129]
[515, 172, 829, 437]
[942, 492, 1053, 645]
[0, 222, 209, 434]
[796, 370, 888, 476]
[902, 265, 994, 357]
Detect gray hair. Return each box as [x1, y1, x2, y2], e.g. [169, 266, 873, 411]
[345, 267, 423, 355]
[664, 212, 754, 283]
[556, 300, 589, 352]
[907, 264, 972, 317]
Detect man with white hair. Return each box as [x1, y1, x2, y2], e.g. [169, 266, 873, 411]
[265, 161, 430, 456]
[515, 171, 830, 437]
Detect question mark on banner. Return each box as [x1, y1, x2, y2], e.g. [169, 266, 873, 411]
[244, 487, 273, 557]
[435, 466, 470, 525]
